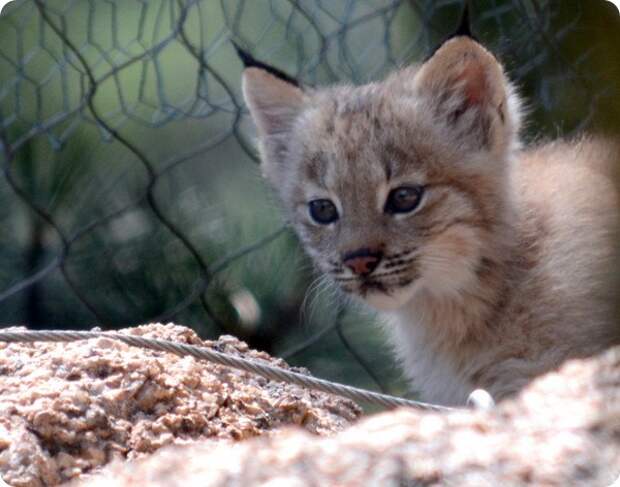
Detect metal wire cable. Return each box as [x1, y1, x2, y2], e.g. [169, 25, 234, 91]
[0, 329, 455, 412]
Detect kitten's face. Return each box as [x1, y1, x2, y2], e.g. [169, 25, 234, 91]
[242, 37, 520, 310]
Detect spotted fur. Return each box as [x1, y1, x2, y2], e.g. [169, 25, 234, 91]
[241, 36, 620, 405]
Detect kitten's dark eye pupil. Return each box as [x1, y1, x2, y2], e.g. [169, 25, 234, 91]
[309, 199, 338, 224]
[385, 186, 424, 214]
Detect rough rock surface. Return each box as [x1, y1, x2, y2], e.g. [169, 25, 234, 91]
[75, 346, 620, 487]
[0, 324, 361, 487]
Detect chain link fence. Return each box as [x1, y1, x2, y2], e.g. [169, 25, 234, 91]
[1, 0, 619, 397]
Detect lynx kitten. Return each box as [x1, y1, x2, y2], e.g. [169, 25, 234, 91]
[239, 29, 620, 405]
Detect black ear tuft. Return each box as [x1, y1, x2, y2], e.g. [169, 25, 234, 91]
[232, 41, 300, 87]
[454, 1, 473, 38]
[423, 1, 478, 62]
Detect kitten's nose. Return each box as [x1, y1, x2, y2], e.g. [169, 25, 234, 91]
[343, 248, 383, 276]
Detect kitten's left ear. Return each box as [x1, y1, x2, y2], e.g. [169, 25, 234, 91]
[236, 44, 305, 166]
[413, 36, 520, 155]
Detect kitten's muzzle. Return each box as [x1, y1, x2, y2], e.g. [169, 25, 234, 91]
[342, 248, 383, 276]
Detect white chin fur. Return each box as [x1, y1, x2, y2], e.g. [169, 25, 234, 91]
[362, 283, 418, 311]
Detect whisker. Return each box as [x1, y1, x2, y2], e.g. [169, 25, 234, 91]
[418, 255, 456, 266]
[300, 275, 326, 324]
[384, 248, 417, 260]
[334, 268, 413, 282]
[383, 255, 418, 269]
[301, 274, 340, 329]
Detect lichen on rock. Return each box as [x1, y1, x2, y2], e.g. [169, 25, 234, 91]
[76, 344, 620, 487]
[0, 323, 361, 487]
[2, 322, 619, 487]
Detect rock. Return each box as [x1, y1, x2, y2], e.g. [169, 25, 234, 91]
[3, 323, 619, 487]
[0, 324, 361, 487]
[74, 345, 620, 487]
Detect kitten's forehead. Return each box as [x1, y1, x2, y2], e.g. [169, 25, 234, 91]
[298, 82, 425, 191]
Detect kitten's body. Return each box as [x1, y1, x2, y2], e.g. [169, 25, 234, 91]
[386, 138, 620, 404]
[241, 36, 620, 405]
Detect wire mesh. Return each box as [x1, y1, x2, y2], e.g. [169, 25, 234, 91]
[0, 0, 618, 398]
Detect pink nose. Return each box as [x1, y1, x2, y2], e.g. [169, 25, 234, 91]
[343, 249, 382, 276]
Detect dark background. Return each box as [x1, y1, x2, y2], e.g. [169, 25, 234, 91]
[1, 0, 619, 399]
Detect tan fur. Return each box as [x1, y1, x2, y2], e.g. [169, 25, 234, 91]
[242, 37, 620, 405]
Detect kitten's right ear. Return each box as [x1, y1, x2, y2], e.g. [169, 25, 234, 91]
[242, 67, 304, 139]
[236, 44, 305, 171]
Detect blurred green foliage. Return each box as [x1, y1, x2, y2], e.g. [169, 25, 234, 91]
[0, 0, 618, 397]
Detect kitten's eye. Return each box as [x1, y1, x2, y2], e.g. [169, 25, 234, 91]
[385, 186, 424, 214]
[308, 199, 339, 224]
